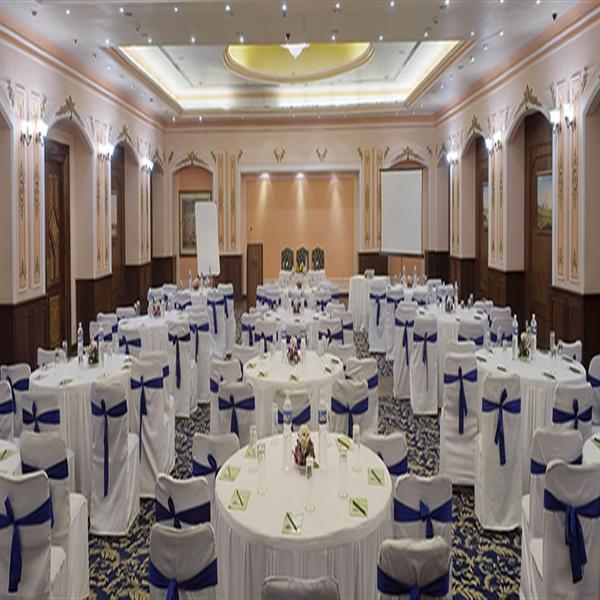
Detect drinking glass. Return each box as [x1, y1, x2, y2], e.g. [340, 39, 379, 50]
[305, 456, 316, 512]
[352, 424, 361, 473]
[257, 442, 267, 495]
[271, 402, 279, 444]
[338, 448, 348, 499]
[249, 425, 258, 473]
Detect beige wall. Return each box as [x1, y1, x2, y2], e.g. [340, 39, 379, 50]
[244, 172, 357, 282]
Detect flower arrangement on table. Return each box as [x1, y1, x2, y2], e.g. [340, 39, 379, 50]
[294, 425, 316, 467]
[296, 262, 306, 274]
[287, 336, 301, 365]
[292, 299, 302, 314]
[193, 277, 200, 291]
[87, 342, 99, 366]
[151, 299, 162, 318]
[519, 331, 532, 360]
[445, 296, 455, 314]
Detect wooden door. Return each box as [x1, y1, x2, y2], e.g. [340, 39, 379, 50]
[45, 140, 70, 348]
[246, 243, 263, 307]
[475, 137, 489, 298]
[111, 145, 126, 307]
[524, 112, 553, 344]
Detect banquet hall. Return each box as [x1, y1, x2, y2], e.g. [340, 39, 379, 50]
[1, 0, 600, 598]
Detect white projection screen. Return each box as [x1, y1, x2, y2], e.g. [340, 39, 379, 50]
[195, 201, 221, 276]
[380, 169, 423, 255]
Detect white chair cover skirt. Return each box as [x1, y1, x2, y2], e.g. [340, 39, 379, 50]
[348, 275, 390, 332]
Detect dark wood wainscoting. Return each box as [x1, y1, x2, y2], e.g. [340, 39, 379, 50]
[550, 287, 600, 366]
[124, 263, 152, 312]
[487, 269, 525, 319]
[425, 251, 449, 282]
[152, 257, 176, 287]
[246, 244, 263, 307]
[358, 252, 388, 275]
[75, 275, 113, 334]
[216, 255, 243, 300]
[448, 257, 475, 302]
[0, 296, 48, 367]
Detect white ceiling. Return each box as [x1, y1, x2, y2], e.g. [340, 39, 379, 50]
[0, 0, 586, 122]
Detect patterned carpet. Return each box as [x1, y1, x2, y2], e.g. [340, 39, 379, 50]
[88, 326, 521, 599]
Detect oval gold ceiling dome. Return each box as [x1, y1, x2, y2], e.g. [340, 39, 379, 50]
[224, 42, 373, 84]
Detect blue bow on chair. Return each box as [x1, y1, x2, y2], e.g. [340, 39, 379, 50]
[131, 375, 164, 459]
[444, 366, 477, 434]
[342, 320, 353, 340]
[331, 396, 368, 437]
[531, 454, 582, 475]
[155, 495, 211, 528]
[277, 404, 311, 429]
[319, 328, 343, 345]
[149, 557, 218, 600]
[22, 457, 69, 481]
[0, 496, 54, 593]
[119, 336, 142, 355]
[223, 293, 235, 319]
[482, 388, 521, 465]
[241, 322, 256, 347]
[315, 298, 328, 312]
[91, 398, 128, 496]
[190, 322, 209, 362]
[95, 330, 113, 343]
[256, 332, 274, 354]
[458, 333, 484, 347]
[490, 331, 512, 344]
[366, 373, 378, 391]
[588, 373, 600, 389]
[377, 567, 450, 600]
[207, 298, 225, 334]
[192, 453, 219, 478]
[218, 393, 255, 438]
[553, 398, 592, 431]
[395, 318, 415, 366]
[394, 497, 452, 538]
[168, 331, 191, 389]
[413, 331, 437, 389]
[377, 451, 407, 476]
[5, 376, 29, 415]
[22, 401, 60, 433]
[543, 489, 600, 583]
[370, 292, 386, 327]
[387, 295, 403, 312]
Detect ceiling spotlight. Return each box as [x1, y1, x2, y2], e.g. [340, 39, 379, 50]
[444, 0, 450, 5]
[389, 0, 395, 6]
[331, 33, 336, 41]
[483, 43, 488, 51]
[198, 115, 203, 122]
[191, 36, 196, 43]
[424, 30, 429, 38]
[105, 38, 110, 45]
[172, 116, 176, 122]
[130, 83, 134, 89]
[379, 34, 384, 41]
[470, 30, 475, 37]
[119, 6, 124, 14]
[65, 8, 71, 15]
[148, 37, 153, 43]
[536, 0, 541, 4]
[440, 83, 445, 89]
[500, 0, 504, 3]
[239, 34, 245, 43]
[173, 6, 179, 12]
[106, 65, 111, 71]
[296, 172, 305, 179]
[470, 55, 475, 62]
[225, 4, 232, 15]
[334, 2, 341, 12]
[499, 29, 504, 36]
[281, 3, 287, 16]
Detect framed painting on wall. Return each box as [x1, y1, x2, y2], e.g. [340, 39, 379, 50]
[179, 190, 212, 255]
[536, 171, 552, 233]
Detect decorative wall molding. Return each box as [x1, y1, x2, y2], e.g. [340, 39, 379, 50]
[273, 147, 285, 163]
[55, 94, 84, 126]
[315, 147, 327, 163]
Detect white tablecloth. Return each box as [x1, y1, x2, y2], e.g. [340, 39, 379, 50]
[475, 349, 586, 491]
[0, 440, 20, 475]
[118, 311, 188, 355]
[30, 356, 131, 499]
[348, 275, 390, 332]
[263, 308, 320, 351]
[215, 433, 392, 599]
[583, 436, 600, 465]
[243, 351, 344, 435]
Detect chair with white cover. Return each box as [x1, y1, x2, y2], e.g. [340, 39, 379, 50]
[559, 339, 583, 363]
[447, 340, 476, 355]
[209, 358, 242, 435]
[168, 321, 196, 417]
[206, 289, 227, 359]
[21, 389, 64, 439]
[314, 289, 331, 313]
[520, 429, 583, 595]
[318, 316, 343, 350]
[255, 285, 266, 309]
[264, 288, 283, 312]
[393, 474, 452, 548]
[255, 320, 279, 354]
[457, 320, 485, 348]
[149, 522, 217, 600]
[393, 303, 417, 400]
[385, 287, 405, 360]
[377, 537, 451, 600]
[412, 288, 429, 307]
[329, 379, 370, 438]
[1, 363, 31, 436]
[37, 348, 66, 369]
[361, 431, 408, 483]
[216, 381, 256, 446]
[262, 576, 341, 600]
[368, 281, 387, 353]
[474, 373, 522, 530]
[217, 283, 236, 355]
[552, 381, 593, 442]
[116, 305, 136, 320]
[240, 312, 259, 347]
[130, 360, 171, 497]
[173, 291, 192, 311]
[89, 320, 101, 345]
[333, 310, 354, 345]
[0, 382, 14, 440]
[250, 305, 269, 318]
[273, 390, 311, 432]
[345, 357, 378, 433]
[427, 278, 443, 292]
[90, 380, 139, 535]
[0, 471, 68, 598]
[524, 462, 600, 599]
[440, 352, 478, 485]
[588, 354, 600, 424]
[438, 284, 454, 300]
[490, 306, 511, 322]
[188, 309, 210, 404]
[490, 317, 513, 344]
[20, 432, 89, 599]
[327, 343, 356, 367]
[154, 474, 212, 528]
[97, 311, 118, 345]
[119, 325, 142, 357]
[283, 322, 308, 348]
[410, 315, 438, 415]
[232, 344, 260, 371]
[147, 287, 163, 306]
[325, 302, 344, 316]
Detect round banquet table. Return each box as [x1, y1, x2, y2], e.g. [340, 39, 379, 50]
[262, 308, 320, 351]
[214, 433, 392, 600]
[0, 439, 21, 475]
[475, 348, 586, 491]
[30, 355, 131, 499]
[117, 311, 188, 355]
[243, 351, 344, 436]
[348, 275, 390, 332]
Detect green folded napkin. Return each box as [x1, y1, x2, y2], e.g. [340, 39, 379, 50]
[563, 355, 574, 363]
[247, 362, 256, 370]
[282, 511, 304, 535]
[349, 497, 368, 517]
[0, 448, 15, 462]
[59, 378, 73, 387]
[476, 356, 487, 363]
[542, 371, 556, 380]
[289, 373, 299, 382]
[368, 468, 385, 486]
[218, 465, 241, 482]
[228, 489, 251, 511]
[593, 437, 600, 449]
[569, 366, 582, 375]
[121, 364, 131, 371]
[258, 370, 269, 378]
[336, 435, 352, 451]
[324, 365, 333, 374]
[261, 353, 270, 360]
[496, 365, 508, 372]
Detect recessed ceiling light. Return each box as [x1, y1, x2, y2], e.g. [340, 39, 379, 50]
[500, 0, 504, 3]
[148, 37, 153, 43]
[119, 6, 124, 14]
[379, 34, 384, 41]
[536, 0, 541, 4]
[173, 6, 179, 13]
[239, 34, 245, 43]
[65, 8, 71, 15]
[470, 55, 475, 62]
[440, 83, 445, 89]
[198, 116, 203, 122]
[106, 65, 111, 71]
[334, 2, 341, 12]
[296, 172, 305, 179]
[389, 0, 395, 6]
[130, 83, 134, 89]
[281, 3, 287, 14]
[424, 30, 429, 38]
[444, 0, 450, 5]
[483, 43, 488, 51]
[105, 38, 110, 45]
[331, 33, 336, 41]
[470, 30, 475, 37]
[225, 4, 232, 14]
[172, 116, 176, 122]
[191, 36, 196, 43]
[499, 29, 504, 36]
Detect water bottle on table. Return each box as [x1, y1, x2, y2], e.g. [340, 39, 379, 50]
[531, 313, 537, 359]
[282, 395, 292, 472]
[318, 399, 328, 470]
[511, 315, 519, 360]
[77, 322, 84, 366]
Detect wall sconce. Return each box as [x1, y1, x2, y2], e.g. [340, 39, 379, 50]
[141, 157, 154, 172]
[446, 150, 458, 166]
[21, 119, 49, 146]
[98, 142, 114, 161]
[34, 119, 48, 145]
[492, 130, 503, 152]
[550, 108, 561, 134]
[485, 137, 493, 153]
[20, 119, 34, 145]
[563, 102, 576, 130]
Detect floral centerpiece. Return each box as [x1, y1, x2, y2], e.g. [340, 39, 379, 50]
[87, 341, 99, 366]
[287, 336, 301, 365]
[292, 299, 302, 314]
[445, 296, 455, 314]
[152, 299, 162, 318]
[519, 331, 532, 360]
[294, 425, 316, 467]
[193, 277, 200, 291]
[296, 262, 306, 274]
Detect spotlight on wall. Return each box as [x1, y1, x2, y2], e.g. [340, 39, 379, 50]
[34, 118, 48, 145]
[563, 102, 576, 130]
[446, 150, 458, 166]
[260, 172, 270, 180]
[98, 142, 115, 161]
[550, 108, 561, 133]
[21, 118, 48, 146]
[296, 172, 305, 179]
[485, 137, 493, 153]
[20, 119, 34, 145]
[142, 157, 154, 172]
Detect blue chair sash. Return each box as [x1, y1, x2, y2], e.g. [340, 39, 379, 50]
[21, 458, 69, 481]
[366, 374, 378, 390]
[192, 453, 219, 478]
[190, 322, 209, 361]
[5, 376, 29, 415]
[95, 331, 113, 343]
[91, 398, 128, 496]
[207, 298, 225, 334]
[119, 336, 142, 355]
[588, 373, 600, 388]
[131, 375, 164, 459]
[413, 331, 437, 389]
[386, 296, 403, 312]
[277, 404, 311, 429]
[395, 318, 415, 366]
[155, 496, 211, 528]
[168, 332, 191, 389]
[331, 396, 368, 437]
[257, 332, 274, 354]
[223, 292, 235, 319]
[458, 333, 484, 347]
[318, 328, 343, 344]
[0, 396, 15, 415]
[490, 331, 513, 343]
[377, 451, 407, 476]
[482, 388, 521, 466]
[0, 496, 54, 593]
[377, 566, 450, 599]
[543, 489, 600, 584]
[370, 292, 386, 327]
[531, 454, 582, 475]
[553, 399, 592, 431]
[394, 497, 452, 538]
[241, 323, 255, 347]
[444, 367, 477, 435]
[22, 401, 60, 433]
[218, 394, 255, 438]
[315, 298, 328, 312]
[149, 557, 217, 600]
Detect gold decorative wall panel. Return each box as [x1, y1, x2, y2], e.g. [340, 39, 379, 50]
[570, 129, 579, 282]
[229, 152, 237, 250]
[364, 150, 371, 248]
[217, 153, 225, 250]
[31, 94, 41, 287]
[17, 87, 27, 291]
[376, 149, 383, 247]
[557, 120, 565, 280]
[498, 149, 504, 262]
